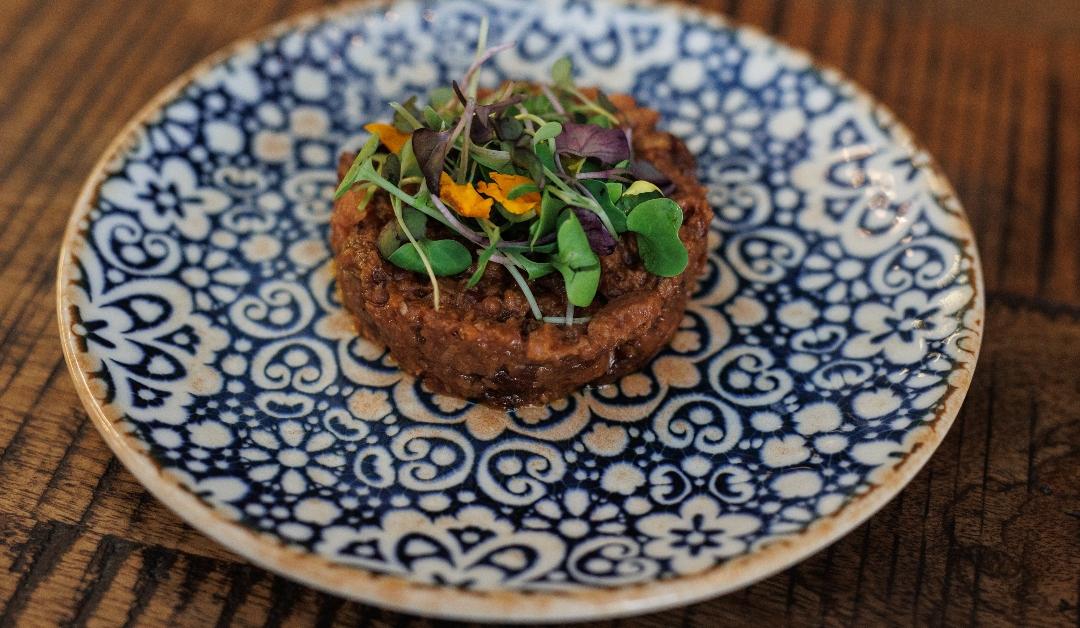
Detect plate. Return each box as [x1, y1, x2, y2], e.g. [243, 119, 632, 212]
[57, 0, 984, 622]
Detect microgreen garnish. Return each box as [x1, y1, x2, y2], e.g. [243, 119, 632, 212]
[555, 121, 630, 165]
[625, 197, 689, 277]
[336, 22, 689, 318]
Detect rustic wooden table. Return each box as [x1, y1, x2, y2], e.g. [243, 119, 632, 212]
[1, 1, 1077, 626]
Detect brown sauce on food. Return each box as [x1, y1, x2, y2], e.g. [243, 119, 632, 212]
[330, 96, 711, 408]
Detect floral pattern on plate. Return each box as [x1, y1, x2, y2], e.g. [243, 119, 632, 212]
[60, 0, 982, 604]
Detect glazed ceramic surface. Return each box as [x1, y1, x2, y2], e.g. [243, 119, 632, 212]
[58, 0, 983, 621]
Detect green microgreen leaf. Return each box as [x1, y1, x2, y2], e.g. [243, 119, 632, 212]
[334, 135, 381, 200]
[625, 197, 688, 277]
[605, 181, 624, 203]
[466, 245, 498, 288]
[586, 113, 614, 128]
[388, 239, 472, 276]
[553, 210, 601, 307]
[422, 105, 445, 130]
[401, 205, 427, 237]
[354, 159, 449, 229]
[530, 188, 564, 246]
[507, 182, 539, 200]
[556, 209, 600, 269]
[428, 86, 455, 111]
[507, 252, 555, 280]
[391, 97, 423, 131]
[398, 136, 421, 179]
[551, 55, 574, 89]
[532, 121, 563, 145]
[390, 196, 440, 309]
[521, 94, 555, 117]
[564, 86, 621, 126]
[534, 141, 557, 172]
[582, 179, 627, 233]
[355, 183, 375, 214]
[624, 180, 661, 196]
[511, 146, 544, 185]
[469, 145, 511, 170]
[553, 261, 600, 308]
[494, 116, 524, 141]
[378, 222, 401, 258]
[617, 190, 664, 214]
[381, 152, 401, 185]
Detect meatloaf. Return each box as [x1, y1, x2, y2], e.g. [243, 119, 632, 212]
[330, 99, 711, 408]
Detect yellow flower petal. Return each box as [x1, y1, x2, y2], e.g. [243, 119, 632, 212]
[364, 123, 409, 154]
[440, 172, 493, 219]
[477, 172, 540, 215]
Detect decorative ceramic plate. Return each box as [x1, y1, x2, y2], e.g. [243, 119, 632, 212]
[57, 0, 984, 622]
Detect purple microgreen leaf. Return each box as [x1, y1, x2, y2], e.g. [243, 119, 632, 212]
[470, 120, 494, 144]
[572, 207, 617, 256]
[471, 94, 525, 146]
[412, 128, 452, 195]
[555, 121, 631, 166]
[629, 158, 673, 188]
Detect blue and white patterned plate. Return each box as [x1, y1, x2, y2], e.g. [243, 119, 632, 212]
[57, 0, 984, 621]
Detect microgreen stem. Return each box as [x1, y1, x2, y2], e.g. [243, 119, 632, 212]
[466, 18, 490, 99]
[565, 301, 574, 327]
[470, 145, 510, 162]
[499, 234, 556, 248]
[355, 162, 452, 229]
[359, 163, 425, 210]
[514, 112, 549, 128]
[389, 102, 423, 130]
[503, 262, 543, 320]
[392, 197, 440, 310]
[429, 195, 487, 246]
[539, 84, 566, 115]
[567, 86, 620, 125]
[542, 316, 591, 324]
[576, 169, 630, 180]
[463, 41, 515, 98]
[448, 99, 476, 183]
[543, 166, 617, 235]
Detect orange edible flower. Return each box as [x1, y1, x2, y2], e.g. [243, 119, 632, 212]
[477, 173, 540, 215]
[439, 172, 493, 219]
[363, 122, 409, 154]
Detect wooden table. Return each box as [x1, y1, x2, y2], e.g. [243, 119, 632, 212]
[1, 1, 1077, 626]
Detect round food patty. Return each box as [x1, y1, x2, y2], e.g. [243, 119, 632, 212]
[330, 99, 711, 407]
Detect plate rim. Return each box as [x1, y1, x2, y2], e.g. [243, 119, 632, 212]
[55, 0, 986, 622]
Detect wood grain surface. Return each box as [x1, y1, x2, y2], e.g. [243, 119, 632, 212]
[1, 1, 1078, 626]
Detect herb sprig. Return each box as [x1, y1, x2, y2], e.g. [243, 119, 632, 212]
[336, 18, 688, 319]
